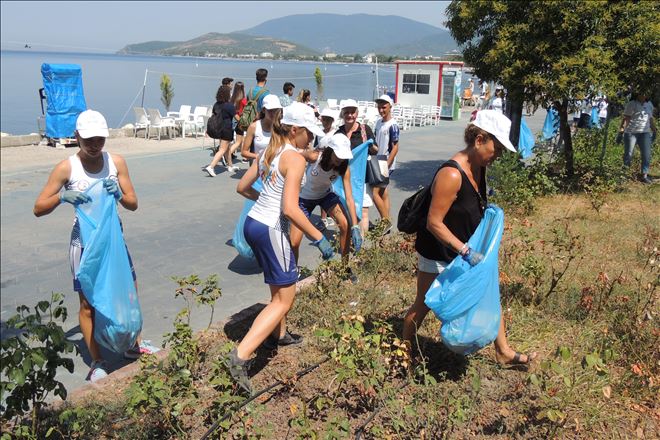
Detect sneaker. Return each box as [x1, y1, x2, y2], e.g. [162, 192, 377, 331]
[205, 165, 216, 177]
[263, 330, 304, 351]
[223, 348, 252, 395]
[322, 218, 335, 229]
[228, 165, 239, 174]
[640, 175, 653, 184]
[87, 360, 108, 383]
[340, 268, 359, 284]
[315, 220, 327, 231]
[123, 340, 161, 360]
[241, 157, 249, 163]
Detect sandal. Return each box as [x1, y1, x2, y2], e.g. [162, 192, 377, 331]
[499, 351, 537, 370]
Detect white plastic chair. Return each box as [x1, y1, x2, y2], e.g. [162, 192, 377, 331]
[132, 107, 150, 138]
[167, 105, 194, 137]
[146, 108, 176, 140]
[326, 98, 339, 110]
[190, 106, 209, 138]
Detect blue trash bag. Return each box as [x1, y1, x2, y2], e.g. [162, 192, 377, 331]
[424, 205, 504, 355]
[75, 180, 142, 353]
[518, 117, 535, 159]
[542, 107, 559, 141]
[233, 178, 264, 259]
[332, 140, 371, 221]
[590, 106, 600, 128]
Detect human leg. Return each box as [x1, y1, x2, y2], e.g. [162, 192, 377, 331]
[493, 315, 537, 365]
[637, 132, 652, 177]
[78, 292, 102, 362]
[328, 203, 349, 263]
[208, 139, 231, 168]
[402, 270, 437, 346]
[622, 132, 636, 168]
[371, 185, 388, 220]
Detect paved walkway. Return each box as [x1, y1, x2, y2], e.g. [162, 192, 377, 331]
[0, 110, 545, 393]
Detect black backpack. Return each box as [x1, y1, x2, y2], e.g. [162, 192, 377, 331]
[397, 166, 441, 234]
[206, 112, 223, 139]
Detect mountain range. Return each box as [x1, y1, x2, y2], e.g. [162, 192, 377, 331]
[118, 13, 458, 58]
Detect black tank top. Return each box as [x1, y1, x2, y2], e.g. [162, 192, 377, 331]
[414, 160, 487, 263]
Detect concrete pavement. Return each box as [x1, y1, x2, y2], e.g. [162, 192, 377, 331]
[0, 109, 546, 393]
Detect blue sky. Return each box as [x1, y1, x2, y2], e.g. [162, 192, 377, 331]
[1, 1, 450, 52]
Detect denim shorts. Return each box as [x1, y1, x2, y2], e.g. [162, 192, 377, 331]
[417, 253, 447, 274]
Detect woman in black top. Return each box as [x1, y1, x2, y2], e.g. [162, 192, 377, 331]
[204, 85, 237, 177]
[335, 100, 378, 235]
[402, 110, 537, 367]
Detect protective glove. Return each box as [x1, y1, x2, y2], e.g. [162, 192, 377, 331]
[462, 247, 484, 267]
[311, 236, 334, 260]
[60, 190, 91, 206]
[103, 178, 123, 200]
[351, 226, 362, 253]
[615, 132, 624, 144]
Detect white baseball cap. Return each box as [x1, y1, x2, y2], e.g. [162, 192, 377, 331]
[76, 110, 109, 138]
[320, 108, 338, 120]
[281, 102, 325, 137]
[262, 94, 282, 110]
[375, 94, 393, 106]
[327, 133, 352, 160]
[340, 99, 358, 110]
[471, 110, 516, 152]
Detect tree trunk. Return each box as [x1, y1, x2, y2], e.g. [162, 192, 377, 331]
[506, 90, 524, 150]
[559, 98, 574, 177]
[599, 113, 611, 170]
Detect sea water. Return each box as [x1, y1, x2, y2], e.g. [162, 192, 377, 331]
[0, 50, 397, 136]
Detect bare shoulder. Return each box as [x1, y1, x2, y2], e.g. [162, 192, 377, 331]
[109, 153, 128, 168]
[51, 157, 72, 178]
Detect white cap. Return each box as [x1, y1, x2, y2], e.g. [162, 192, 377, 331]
[375, 94, 393, 106]
[320, 108, 338, 120]
[471, 110, 516, 152]
[76, 110, 109, 138]
[327, 133, 352, 160]
[262, 94, 282, 110]
[281, 102, 325, 137]
[339, 99, 358, 110]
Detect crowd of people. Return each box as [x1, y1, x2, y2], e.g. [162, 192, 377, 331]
[32, 66, 655, 393]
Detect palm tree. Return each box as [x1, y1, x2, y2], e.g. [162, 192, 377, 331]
[160, 74, 174, 112]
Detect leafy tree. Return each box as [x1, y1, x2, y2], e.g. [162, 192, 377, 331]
[446, 1, 657, 177]
[160, 73, 174, 112]
[314, 66, 324, 100]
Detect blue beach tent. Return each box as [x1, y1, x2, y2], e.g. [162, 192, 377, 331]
[41, 63, 87, 139]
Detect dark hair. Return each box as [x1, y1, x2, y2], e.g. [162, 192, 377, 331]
[283, 82, 295, 94]
[297, 89, 311, 103]
[222, 77, 233, 86]
[464, 124, 504, 150]
[256, 68, 268, 82]
[230, 81, 245, 108]
[216, 85, 231, 104]
[319, 148, 348, 175]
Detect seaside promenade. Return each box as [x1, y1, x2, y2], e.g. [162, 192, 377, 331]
[1, 110, 545, 394]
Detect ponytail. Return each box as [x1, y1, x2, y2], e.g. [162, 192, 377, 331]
[263, 113, 290, 175]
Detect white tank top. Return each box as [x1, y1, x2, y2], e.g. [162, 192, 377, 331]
[248, 144, 301, 230]
[300, 153, 339, 200]
[65, 152, 118, 247]
[253, 120, 271, 157]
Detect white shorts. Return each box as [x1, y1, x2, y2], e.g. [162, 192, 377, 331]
[417, 253, 447, 274]
[362, 185, 373, 208]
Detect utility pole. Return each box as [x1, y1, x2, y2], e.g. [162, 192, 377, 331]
[140, 69, 148, 108]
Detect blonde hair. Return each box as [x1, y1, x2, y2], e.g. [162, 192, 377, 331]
[262, 116, 292, 175]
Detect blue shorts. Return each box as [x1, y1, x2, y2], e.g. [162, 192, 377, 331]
[244, 216, 298, 286]
[299, 193, 341, 218]
[70, 245, 136, 293]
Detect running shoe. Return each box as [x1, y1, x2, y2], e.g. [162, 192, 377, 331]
[322, 218, 336, 228]
[640, 175, 653, 184]
[87, 360, 109, 383]
[205, 165, 216, 177]
[123, 340, 161, 360]
[223, 348, 252, 395]
[262, 330, 304, 351]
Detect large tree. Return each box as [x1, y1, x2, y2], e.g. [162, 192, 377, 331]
[446, 1, 658, 176]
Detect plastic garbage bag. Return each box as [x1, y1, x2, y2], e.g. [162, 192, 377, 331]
[590, 106, 600, 128]
[424, 205, 504, 355]
[233, 178, 264, 259]
[332, 140, 371, 221]
[542, 107, 559, 141]
[518, 117, 535, 159]
[75, 180, 142, 353]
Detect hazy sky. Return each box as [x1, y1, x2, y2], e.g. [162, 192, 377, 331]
[1, 1, 450, 52]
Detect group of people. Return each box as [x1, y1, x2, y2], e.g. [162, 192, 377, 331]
[35, 66, 544, 391]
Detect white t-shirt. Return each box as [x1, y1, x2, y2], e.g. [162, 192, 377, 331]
[300, 153, 340, 200]
[374, 118, 400, 170]
[598, 100, 608, 119]
[491, 97, 503, 114]
[253, 121, 271, 157]
[624, 100, 654, 133]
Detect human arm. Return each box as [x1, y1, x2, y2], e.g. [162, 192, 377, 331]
[364, 125, 378, 155]
[236, 158, 260, 201]
[280, 151, 324, 242]
[241, 122, 258, 160]
[299, 148, 320, 163]
[33, 160, 74, 217]
[111, 154, 137, 211]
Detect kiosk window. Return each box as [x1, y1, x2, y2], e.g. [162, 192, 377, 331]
[402, 73, 430, 95]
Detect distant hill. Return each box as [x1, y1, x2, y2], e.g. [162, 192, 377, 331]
[118, 32, 319, 56]
[241, 13, 457, 56]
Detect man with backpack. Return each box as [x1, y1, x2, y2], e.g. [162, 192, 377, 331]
[237, 68, 270, 133]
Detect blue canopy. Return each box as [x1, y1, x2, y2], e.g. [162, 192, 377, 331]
[41, 63, 87, 138]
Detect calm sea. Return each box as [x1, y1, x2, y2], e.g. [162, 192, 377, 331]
[0, 50, 397, 136]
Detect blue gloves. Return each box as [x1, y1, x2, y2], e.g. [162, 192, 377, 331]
[462, 247, 484, 266]
[103, 178, 122, 200]
[311, 236, 334, 260]
[60, 190, 91, 206]
[351, 226, 362, 253]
